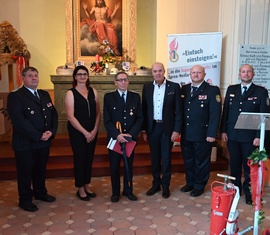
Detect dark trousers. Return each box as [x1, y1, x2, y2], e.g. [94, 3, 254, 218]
[69, 129, 97, 188]
[181, 140, 212, 190]
[109, 149, 134, 196]
[14, 147, 50, 203]
[148, 122, 173, 190]
[227, 140, 256, 197]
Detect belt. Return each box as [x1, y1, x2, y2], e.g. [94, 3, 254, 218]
[154, 120, 163, 123]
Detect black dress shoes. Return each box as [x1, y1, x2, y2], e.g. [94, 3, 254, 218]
[245, 197, 253, 205]
[19, 202, 38, 212]
[76, 191, 90, 201]
[162, 189, 170, 199]
[122, 192, 137, 201]
[111, 195, 120, 203]
[35, 194, 56, 202]
[86, 191, 96, 198]
[146, 186, 161, 196]
[180, 185, 193, 192]
[190, 189, 204, 197]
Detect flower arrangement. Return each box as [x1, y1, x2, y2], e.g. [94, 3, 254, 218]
[89, 39, 117, 74]
[248, 148, 268, 165]
[89, 39, 136, 74]
[90, 61, 106, 74]
[98, 39, 116, 64]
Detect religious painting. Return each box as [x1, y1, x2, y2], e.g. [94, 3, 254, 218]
[66, 0, 137, 64]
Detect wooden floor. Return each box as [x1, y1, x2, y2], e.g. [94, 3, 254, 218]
[0, 133, 229, 180]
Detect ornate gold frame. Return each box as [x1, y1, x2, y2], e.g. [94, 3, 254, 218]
[65, 0, 137, 64]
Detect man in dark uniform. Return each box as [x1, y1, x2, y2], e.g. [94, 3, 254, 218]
[220, 64, 270, 205]
[180, 64, 221, 197]
[104, 71, 143, 203]
[7, 67, 58, 212]
[142, 62, 181, 199]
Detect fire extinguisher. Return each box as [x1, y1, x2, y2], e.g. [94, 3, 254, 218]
[210, 174, 238, 235]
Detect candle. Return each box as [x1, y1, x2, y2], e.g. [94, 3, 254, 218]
[95, 54, 100, 62]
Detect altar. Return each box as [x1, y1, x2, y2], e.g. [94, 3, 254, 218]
[50, 75, 153, 134]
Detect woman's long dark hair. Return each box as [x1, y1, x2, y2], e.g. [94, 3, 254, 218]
[72, 65, 90, 88]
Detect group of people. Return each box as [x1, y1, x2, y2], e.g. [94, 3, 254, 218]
[7, 62, 269, 212]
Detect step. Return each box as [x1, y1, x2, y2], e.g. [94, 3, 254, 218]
[0, 135, 228, 180]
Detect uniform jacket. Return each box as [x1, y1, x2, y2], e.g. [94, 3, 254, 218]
[7, 86, 58, 151]
[181, 81, 221, 141]
[141, 79, 182, 136]
[220, 83, 270, 142]
[103, 90, 143, 141]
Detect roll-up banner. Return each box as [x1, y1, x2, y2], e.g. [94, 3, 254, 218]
[167, 32, 222, 86]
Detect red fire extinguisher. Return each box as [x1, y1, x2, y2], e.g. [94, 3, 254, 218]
[210, 174, 237, 235]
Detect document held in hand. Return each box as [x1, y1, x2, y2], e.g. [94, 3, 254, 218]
[107, 138, 136, 157]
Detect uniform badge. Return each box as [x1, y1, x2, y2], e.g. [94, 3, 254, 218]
[198, 95, 207, 100]
[216, 95, 221, 103]
[130, 109, 133, 116]
[47, 102, 52, 107]
[229, 94, 235, 97]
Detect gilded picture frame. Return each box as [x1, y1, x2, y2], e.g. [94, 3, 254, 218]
[65, 0, 136, 64]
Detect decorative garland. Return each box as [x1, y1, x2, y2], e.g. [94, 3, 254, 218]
[248, 148, 269, 225]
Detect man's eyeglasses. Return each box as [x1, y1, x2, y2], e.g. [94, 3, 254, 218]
[76, 73, 88, 77]
[115, 78, 128, 82]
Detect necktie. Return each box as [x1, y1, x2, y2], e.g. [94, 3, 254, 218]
[121, 93, 125, 104]
[190, 86, 197, 97]
[242, 86, 247, 97]
[34, 90, 39, 99]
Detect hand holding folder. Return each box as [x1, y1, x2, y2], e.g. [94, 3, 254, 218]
[107, 137, 136, 157]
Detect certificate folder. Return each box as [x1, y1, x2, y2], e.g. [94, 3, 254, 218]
[107, 138, 136, 157]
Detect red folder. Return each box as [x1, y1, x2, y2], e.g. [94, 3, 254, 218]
[107, 138, 136, 157]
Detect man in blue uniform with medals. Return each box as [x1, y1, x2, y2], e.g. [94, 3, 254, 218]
[220, 64, 270, 205]
[104, 71, 143, 202]
[180, 64, 221, 197]
[7, 67, 58, 212]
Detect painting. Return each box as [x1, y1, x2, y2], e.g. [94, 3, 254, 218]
[65, 0, 137, 64]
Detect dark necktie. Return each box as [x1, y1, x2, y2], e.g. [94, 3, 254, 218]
[121, 93, 125, 104]
[242, 86, 247, 97]
[34, 90, 39, 99]
[190, 86, 197, 97]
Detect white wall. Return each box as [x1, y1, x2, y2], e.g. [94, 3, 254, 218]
[219, 0, 270, 95]
[155, 0, 220, 72]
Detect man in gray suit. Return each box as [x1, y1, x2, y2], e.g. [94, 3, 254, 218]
[142, 62, 182, 198]
[7, 67, 58, 212]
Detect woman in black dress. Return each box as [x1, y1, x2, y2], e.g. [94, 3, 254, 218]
[65, 65, 101, 201]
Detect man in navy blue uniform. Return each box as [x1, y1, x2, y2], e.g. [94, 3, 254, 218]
[104, 71, 143, 202]
[180, 64, 221, 197]
[142, 62, 181, 199]
[7, 67, 58, 212]
[220, 64, 270, 205]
